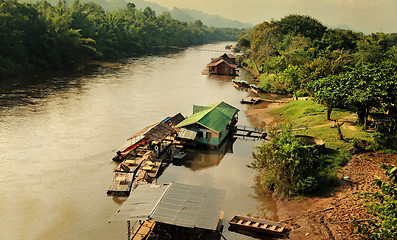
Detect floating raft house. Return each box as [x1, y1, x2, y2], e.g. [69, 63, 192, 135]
[110, 182, 225, 240]
[176, 101, 239, 148]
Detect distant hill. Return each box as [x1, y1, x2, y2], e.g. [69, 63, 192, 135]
[328, 24, 359, 32]
[171, 7, 253, 29]
[132, 0, 253, 29]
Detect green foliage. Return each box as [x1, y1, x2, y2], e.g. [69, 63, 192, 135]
[278, 14, 327, 42]
[283, 65, 301, 99]
[371, 132, 397, 152]
[354, 163, 397, 239]
[0, 0, 244, 78]
[250, 125, 322, 197]
[309, 74, 346, 120]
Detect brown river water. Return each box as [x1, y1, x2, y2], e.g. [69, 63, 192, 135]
[0, 42, 277, 240]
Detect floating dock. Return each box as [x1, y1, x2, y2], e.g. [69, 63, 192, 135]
[232, 125, 267, 140]
[240, 97, 262, 104]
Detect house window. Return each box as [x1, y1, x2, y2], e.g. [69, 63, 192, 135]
[206, 132, 212, 140]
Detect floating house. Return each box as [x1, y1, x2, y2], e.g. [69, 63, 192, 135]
[207, 53, 238, 76]
[109, 182, 225, 240]
[176, 101, 239, 148]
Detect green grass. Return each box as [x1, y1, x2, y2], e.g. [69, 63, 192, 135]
[266, 99, 373, 193]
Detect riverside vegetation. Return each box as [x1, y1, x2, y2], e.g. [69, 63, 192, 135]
[239, 14, 397, 239]
[0, 0, 243, 78]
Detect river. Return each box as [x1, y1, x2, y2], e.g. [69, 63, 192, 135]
[0, 42, 277, 240]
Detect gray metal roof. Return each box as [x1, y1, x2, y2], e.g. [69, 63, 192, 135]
[177, 128, 197, 140]
[109, 182, 225, 231]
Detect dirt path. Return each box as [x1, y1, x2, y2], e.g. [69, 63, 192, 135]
[277, 152, 396, 239]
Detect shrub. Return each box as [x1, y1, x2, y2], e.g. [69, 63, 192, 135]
[354, 163, 397, 239]
[250, 125, 321, 197]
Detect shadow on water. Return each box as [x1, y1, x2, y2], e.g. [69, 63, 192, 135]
[182, 136, 237, 171]
[0, 65, 103, 110]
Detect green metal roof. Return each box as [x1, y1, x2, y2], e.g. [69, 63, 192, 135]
[177, 101, 239, 133]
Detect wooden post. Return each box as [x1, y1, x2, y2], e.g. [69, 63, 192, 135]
[127, 221, 131, 240]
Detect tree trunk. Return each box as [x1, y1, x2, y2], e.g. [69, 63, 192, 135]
[337, 123, 344, 140]
[364, 104, 369, 128]
[327, 107, 332, 120]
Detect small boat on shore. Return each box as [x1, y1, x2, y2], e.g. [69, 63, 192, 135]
[232, 79, 250, 88]
[240, 97, 262, 104]
[249, 84, 265, 94]
[228, 215, 285, 236]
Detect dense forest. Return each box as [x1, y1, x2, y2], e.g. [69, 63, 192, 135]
[237, 14, 397, 133]
[0, 0, 243, 78]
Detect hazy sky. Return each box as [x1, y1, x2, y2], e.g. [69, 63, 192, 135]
[148, 0, 397, 33]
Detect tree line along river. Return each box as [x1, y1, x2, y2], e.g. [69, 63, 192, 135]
[0, 42, 277, 240]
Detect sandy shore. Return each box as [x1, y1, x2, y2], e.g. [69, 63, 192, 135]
[245, 99, 291, 128]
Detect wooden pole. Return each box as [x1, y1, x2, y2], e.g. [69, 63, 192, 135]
[127, 221, 131, 240]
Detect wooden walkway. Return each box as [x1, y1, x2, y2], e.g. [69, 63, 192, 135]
[232, 126, 267, 140]
[130, 220, 156, 240]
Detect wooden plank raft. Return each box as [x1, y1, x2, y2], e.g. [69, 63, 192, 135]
[107, 172, 135, 196]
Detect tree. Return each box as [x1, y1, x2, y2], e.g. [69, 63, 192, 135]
[310, 74, 346, 120]
[283, 65, 302, 100]
[277, 14, 327, 41]
[250, 21, 279, 74]
[341, 64, 385, 128]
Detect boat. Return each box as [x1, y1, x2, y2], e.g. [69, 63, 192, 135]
[240, 97, 262, 104]
[112, 135, 148, 162]
[239, 80, 250, 88]
[228, 215, 285, 236]
[173, 151, 187, 165]
[249, 84, 265, 94]
[145, 157, 165, 178]
[232, 79, 242, 88]
[232, 79, 250, 88]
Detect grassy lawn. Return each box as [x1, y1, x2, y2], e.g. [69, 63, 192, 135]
[267, 99, 373, 189]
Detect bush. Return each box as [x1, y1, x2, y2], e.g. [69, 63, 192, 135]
[250, 125, 321, 197]
[354, 163, 397, 239]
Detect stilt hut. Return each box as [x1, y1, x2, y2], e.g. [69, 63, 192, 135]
[207, 53, 238, 76]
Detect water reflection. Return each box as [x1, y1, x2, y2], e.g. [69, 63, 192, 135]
[183, 137, 236, 171]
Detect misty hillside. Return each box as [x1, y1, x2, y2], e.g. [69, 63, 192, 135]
[29, 0, 252, 29]
[131, 0, 253, 28]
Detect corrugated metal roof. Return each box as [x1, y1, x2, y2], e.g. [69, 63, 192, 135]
[144, 122, 174, 142]
[109, 183, 225, 231]
[177, 128, 197, 140]
[109, 184, 169, 222]
[176, 101, 239, 133]
[151, 183, 225, 230]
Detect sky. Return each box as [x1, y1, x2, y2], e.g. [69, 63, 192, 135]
[148, 0, 397, 34]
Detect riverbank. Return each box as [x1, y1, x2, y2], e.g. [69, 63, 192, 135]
[246, 97, 397, 239]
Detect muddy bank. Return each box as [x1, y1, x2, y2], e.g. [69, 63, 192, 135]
[278, 152, 396, 239]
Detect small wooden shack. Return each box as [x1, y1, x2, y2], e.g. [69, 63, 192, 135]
[207, 53, 238, 76]
[176, 101, 239, 148]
